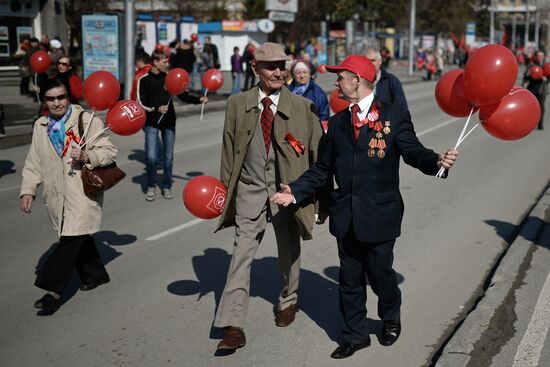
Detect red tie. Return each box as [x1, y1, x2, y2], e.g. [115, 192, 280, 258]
[351, 104, 362, 141]
[261, 97, 274, 153]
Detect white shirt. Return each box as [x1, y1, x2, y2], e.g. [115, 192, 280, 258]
[349, 93, 375, 123]
[258, 87, 280, 115]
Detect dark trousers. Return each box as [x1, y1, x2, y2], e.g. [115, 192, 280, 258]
[337, 228, 401, 344]
[243, 69, 255, 90]
[35, 234, 109, 294]
[537, 93, 546, 129]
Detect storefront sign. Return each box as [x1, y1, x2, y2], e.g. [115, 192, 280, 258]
[265, 0, 298, 13]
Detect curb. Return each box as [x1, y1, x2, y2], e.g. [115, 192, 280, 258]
[433, 183, 550, 366]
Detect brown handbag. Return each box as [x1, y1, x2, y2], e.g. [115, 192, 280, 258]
[77, 111, 126, 195]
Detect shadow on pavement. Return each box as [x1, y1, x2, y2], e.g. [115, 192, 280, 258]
[168, 247, 405, 344]
[34, 230, 137, 313]
[0, 160, 16, 178]
[486, 217, 550, 249]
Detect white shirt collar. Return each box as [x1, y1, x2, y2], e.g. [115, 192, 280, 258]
[349, 93, 375, 121]
[258, 87, 280, 111]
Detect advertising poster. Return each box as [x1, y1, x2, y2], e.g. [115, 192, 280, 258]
[136, 20, 156, 55]
[82, 14, 120, 80]
[156, 22, 177, 46]
[0, 26, 8, 40]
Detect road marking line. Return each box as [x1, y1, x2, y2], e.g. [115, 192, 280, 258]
[417, 117, 460, 137]
[512, 268, 550, 367]
[145, 218, 205, 241]
[0, 184, 20, 193]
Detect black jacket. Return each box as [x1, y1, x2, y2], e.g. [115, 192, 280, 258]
[137, 70, 201, 129]
[375, 69, 408, 109]
[290, 98, 440, 243]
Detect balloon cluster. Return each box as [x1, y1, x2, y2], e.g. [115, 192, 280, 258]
[435, 44, 541, 141]
[83, 71, 146, 137]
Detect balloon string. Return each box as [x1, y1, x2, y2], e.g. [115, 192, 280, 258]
[156, 96, 172, 125]
[79, 126, 109, 150]
[78, 110, 95, 148]
[34, 73, 40, 103]
[457, 123, 479, 148]
[436, 106, 475, 178]
[200, 89, 208, 121]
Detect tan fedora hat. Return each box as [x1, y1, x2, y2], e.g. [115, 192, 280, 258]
[254, 42, 290, 62]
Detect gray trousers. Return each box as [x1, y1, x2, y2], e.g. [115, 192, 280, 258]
[214, 206, 301, 329]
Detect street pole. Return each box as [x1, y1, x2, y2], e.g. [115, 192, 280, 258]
[124, 0, 135, 100]
[408, 0, 415, 76]
[524, 0, 530, 50]
[534, 0, 540, 49]
[489, 0, 495, 44]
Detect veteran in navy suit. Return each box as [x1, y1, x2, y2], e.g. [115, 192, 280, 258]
[271, 55, 458, 359]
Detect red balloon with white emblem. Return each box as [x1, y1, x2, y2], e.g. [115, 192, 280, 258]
[183, 176, 227, 219]
[106, 100, 146, 136]
[202, 69, 224, 92]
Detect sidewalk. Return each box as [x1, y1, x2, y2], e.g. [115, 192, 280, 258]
[0, 61, 424, 149]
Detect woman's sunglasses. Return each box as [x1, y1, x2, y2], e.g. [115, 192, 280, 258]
[44, 93, 68, 102]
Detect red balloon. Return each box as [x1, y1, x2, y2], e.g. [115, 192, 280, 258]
[479, 87, 541, 140]
[106, 100, 146, 136]
[165, 68, 190, 96]
[191, 33, 199, 42]
[202, 68, 224, 92]
[317, 64, 327, 73]
[544, 62, 550, 77]
[435, 69, 478, 118]
[329, 89, 349, 113]
[530, 65, 544, 80]
[183, 176, 227, 219]
[321, 120, 329, 133]
[83, 71, 120, 111]
[29, 51, 51, 73]
[464, 44, 518, 106]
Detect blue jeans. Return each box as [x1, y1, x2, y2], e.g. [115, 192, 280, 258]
[190, 63, 200, 91]
[144, 125, 175, 189]
[231, 72, 241, 94]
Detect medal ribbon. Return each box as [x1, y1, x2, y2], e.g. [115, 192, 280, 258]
[61, 130, 82, 157]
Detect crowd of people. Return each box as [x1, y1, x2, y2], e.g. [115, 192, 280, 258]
[15, 33, 547, 360]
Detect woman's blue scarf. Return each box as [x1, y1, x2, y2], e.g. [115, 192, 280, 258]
[292, 82, 309, 96]
[47, 105, 72, 157]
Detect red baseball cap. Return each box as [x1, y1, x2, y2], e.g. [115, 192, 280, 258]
[325, 55, 376, 83]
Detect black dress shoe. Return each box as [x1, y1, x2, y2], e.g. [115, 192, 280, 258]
[79, 276, 110, 291]
[330, 339, 371, 359]
[380, 321, 401, 346]
[34, 294, 61, 311]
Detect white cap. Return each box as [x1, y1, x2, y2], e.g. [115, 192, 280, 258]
[50, 39, 62, 49]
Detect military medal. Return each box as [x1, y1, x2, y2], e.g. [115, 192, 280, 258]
[367, 110, 379, 122]
[383, 121, 391, 134]
[368, 149, 375, 157]
[377, 149, 385, 158]
[376, 132, 383, 139]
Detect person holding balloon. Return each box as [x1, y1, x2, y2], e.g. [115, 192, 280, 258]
[213, 42, 327, 353]
[137, 50, 207, 201]
[523, 51, 548, 130]
[271, 55, 458, 359]
[20, 78, 118, 313]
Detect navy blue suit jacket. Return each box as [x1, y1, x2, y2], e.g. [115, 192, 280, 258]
[290, 98, 441, 243]
[375, 69, 408, 110]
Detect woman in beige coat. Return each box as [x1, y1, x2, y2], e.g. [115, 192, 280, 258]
[20, 78, 118, 313]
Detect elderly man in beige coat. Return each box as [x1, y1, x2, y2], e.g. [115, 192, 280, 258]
[213, 42, 326, 353]
[20, 78, 117, 313]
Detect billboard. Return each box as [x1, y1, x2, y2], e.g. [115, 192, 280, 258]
[82, 14, 120, 80]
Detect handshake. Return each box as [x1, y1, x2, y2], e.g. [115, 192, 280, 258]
[271, 184, 328, 225]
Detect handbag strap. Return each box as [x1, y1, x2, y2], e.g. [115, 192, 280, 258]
[77, 111, 86, 151]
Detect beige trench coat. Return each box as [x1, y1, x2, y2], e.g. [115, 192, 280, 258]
[20, 104, 118, 236]
[216, 87, 325, 240]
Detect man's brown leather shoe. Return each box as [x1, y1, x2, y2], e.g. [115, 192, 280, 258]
[217, 327, 246, 350]
[275, 304, 298, 327]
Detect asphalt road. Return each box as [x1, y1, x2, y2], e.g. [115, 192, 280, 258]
[0, 80, 549, 367]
